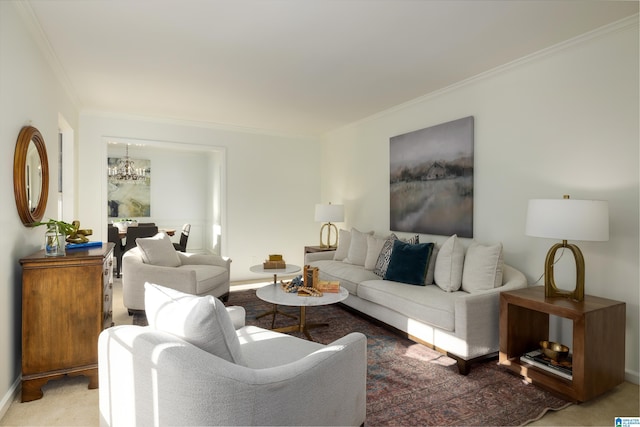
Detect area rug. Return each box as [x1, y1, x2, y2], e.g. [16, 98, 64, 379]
[134, 288, 572, 426]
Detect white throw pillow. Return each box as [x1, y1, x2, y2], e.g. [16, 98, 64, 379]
[136, 232, 181, 267]
[434, 234, 465, 292]
[364, 234, 389, 270]
[343, 228, 373, 266]
[461, 241, 504, 293]
[333, 229, 351, 261]
[424, 245, 439, 285]
[144, 283, 246, 366]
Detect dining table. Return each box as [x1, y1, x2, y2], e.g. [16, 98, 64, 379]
[117, 228, 175, 239]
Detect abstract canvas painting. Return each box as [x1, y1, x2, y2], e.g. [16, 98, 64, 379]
[390, 116, 474, 238]
[107, 157, 151, 218]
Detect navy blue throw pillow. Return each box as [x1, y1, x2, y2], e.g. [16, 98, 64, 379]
[384, 240, 433, 286]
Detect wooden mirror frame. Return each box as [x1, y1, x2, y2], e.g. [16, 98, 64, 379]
[14, 126, 49, 225]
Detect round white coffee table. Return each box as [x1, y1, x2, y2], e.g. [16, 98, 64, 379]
[256, 283, 348, 340]
[250, 264, 302, 327]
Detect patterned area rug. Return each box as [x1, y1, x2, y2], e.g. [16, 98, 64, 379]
[134, 288, 572, 426]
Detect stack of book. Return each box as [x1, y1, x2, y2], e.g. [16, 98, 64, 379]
[263, 254, 286, 269]
[316, 280, 340, 293]
[520, 349, 573, 380]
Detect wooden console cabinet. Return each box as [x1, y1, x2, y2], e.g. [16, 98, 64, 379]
[20, 242, 114, 402]
[499, 286, 625, 402]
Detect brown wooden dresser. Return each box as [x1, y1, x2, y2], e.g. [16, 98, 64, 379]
[20, 242, 114, 402]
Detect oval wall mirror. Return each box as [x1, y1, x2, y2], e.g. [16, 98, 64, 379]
[14, 125, 49, 225]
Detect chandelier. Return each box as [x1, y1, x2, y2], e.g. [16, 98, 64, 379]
[108, 144, 147, 183]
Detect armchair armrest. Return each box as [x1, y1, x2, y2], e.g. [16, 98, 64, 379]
[178, 252, 231, 269]
[226, 306, 246, 329]
[452, 264, 528, 357]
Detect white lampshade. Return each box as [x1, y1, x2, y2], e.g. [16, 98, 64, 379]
[525, 198, 609, 242]
[314, 204, 344, 223]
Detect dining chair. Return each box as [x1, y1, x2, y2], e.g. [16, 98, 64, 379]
[122, 225, 159, 254]
[173, 223, 191, 252]
[107, 225, 125, 278]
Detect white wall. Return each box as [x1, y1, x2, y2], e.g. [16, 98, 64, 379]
[106, 142, 218, 252]
[321, 19, 639, 381]
[0, 1, 80, 416]
[79, 114, 322, 281]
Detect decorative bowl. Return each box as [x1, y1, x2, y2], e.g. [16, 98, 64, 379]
[539, 340, 569, 361]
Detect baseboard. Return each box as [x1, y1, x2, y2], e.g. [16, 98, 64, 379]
[0, 377, 20, 421]
[625, 369, 639, 385]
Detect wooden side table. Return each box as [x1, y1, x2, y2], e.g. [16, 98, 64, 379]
[498, 286, 625, 402]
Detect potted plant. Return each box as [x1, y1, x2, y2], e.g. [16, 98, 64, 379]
[33, 219, 76, 256]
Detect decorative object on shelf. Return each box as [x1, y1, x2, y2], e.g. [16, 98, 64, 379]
[65, 220, 93, 244]
[520, 349, 573, 381]
[304, 265, 319, 288]
[314, 202, 344, 248]
[33, 219, 76, 257]
[297, 286, 323, 297]
[525, 195, 609, 301]
[280, 275, 303, 293]
[539, 340, 569, 362]
[264, 254, 286, 269]
[316, 280, 340, 293]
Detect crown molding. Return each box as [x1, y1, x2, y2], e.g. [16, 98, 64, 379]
[328, 13, 639, 137]
[81, 109, 320, 141]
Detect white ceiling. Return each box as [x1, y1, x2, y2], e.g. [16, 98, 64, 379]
[23, 0, 639, 136]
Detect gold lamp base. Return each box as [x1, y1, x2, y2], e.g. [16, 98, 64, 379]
[319, 222, 338, 248]
[544, 240, 585, 301]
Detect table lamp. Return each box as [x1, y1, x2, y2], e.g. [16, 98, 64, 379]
[525, 195, 609, 301]
[315, 203, 344, 248]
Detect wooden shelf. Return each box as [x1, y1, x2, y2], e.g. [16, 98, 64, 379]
[499, 286, 625, 402]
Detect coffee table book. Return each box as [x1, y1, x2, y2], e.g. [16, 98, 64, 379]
[520, 350, 573, 381]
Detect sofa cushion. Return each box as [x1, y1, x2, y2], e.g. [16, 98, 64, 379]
[176, 264, 229, 294]
[136, 232, 181, 267]
[461, 241, 504, 292]
[144, 283, 246, 366]
[343, 228, 373, 266]
[333, 229, 351, 261]
[434, 234, 465, 292]
[364, 234, 388, 270]
[384, 240, 433, 286]
[308, 260, 379, 295]
[357, 279, 458, 332]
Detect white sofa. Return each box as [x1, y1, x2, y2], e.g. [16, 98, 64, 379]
[305, 231, 527, 374]
[99, 284, 367, 426]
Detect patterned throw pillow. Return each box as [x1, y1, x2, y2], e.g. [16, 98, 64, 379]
[373, 234, 397, 277]
[373, 234, 419, 277]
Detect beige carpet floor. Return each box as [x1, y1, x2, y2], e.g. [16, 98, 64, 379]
[0, 277, 638, 426]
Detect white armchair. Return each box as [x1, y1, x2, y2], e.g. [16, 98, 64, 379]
[98, 285, 367, 426]
[122, 238, 231, 313]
